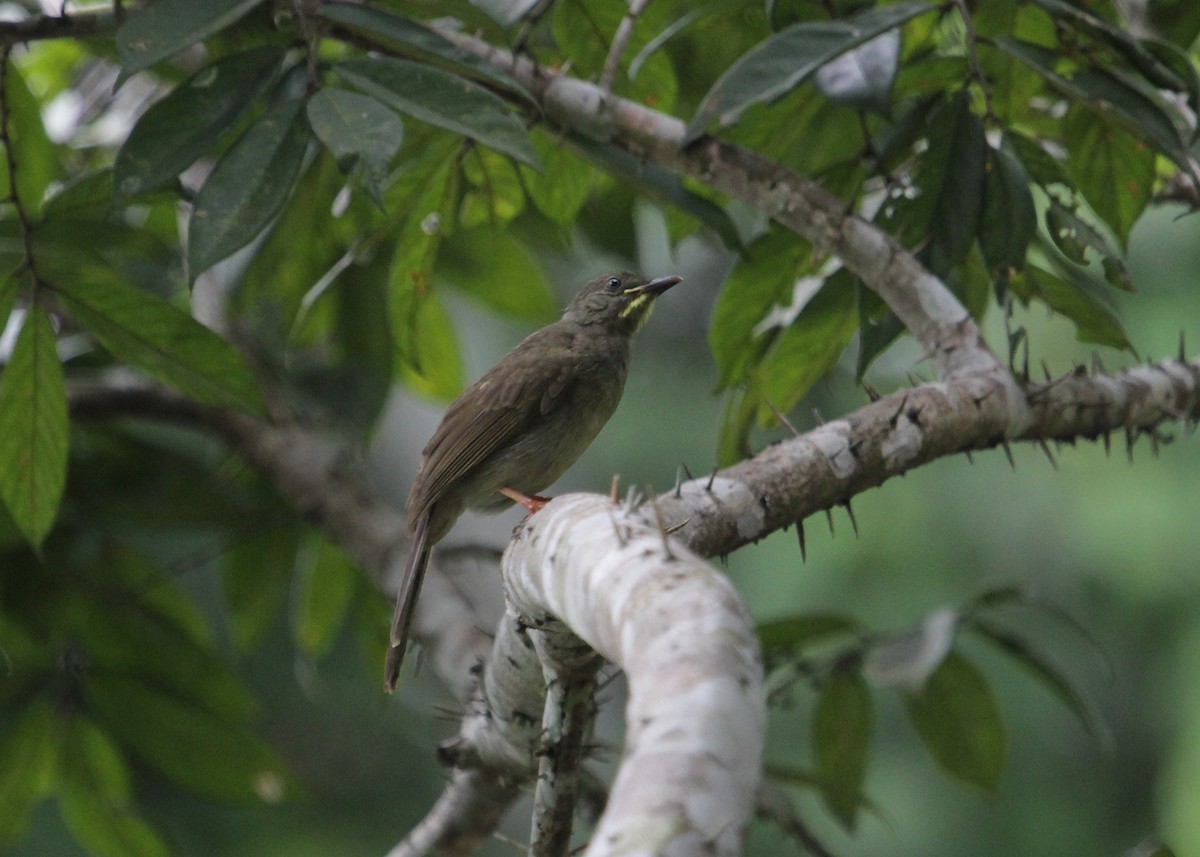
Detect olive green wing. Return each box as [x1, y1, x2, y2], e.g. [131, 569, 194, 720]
[409, 326, 577, 519]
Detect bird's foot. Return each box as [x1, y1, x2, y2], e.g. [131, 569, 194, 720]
[499, 486, 552, 514]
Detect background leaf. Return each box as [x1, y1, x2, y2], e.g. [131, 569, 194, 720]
[0, 306, 67, 547]
[114, 47, 285, 198]
[812, 671, 873, 829]
[904, 651, 1006, 791]
[116, 0, 265, 76]
[306, 88, 404, 205]
[188, 87, 312, 277]
[337, 57, 538, 167]
[54, 277, 267, 416]
[686, 2, 934, 140]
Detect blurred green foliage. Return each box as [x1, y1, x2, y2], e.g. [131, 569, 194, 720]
[0, 0, 1199, 855]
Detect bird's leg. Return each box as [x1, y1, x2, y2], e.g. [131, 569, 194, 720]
[499, 486, 552, 514]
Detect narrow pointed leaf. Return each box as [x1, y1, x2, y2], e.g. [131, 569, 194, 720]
[686, 2, 934, 141]
[293, 535, 359, 659]
[53, 278, 266, 416]
[915, 91, 988, 277]
[1044, 199, 1133, 290]
[1011, 265, 1130, 350]
[1063, 109, 1154, 250]
[0, 307, 67, 547]
[318, 4, 529, 99]
[306, 88, 404, 203]
[757, 267, 858, 419]
[997, 38, 1192, 173]
[114, 47, 285, 198]
[813, 672, 872, 829]
[337, 57, 538, 167]
[117, 0, 264, 76]
[758, 614, 859, 651]
[188, 92, 312, 277]
[969, 620, 1107, 741]
[569, 133, 741, 249]
[980, 140, 1037, 271]
[904, 651, 1006, 791]
[87, 675, 294, 804]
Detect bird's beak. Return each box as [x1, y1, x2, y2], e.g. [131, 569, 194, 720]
[628, 275, 683, 297]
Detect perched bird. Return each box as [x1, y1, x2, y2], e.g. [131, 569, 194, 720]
[384, 271, 683, 691]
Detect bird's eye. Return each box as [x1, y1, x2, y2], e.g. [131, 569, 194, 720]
[606, 277, 622, 291]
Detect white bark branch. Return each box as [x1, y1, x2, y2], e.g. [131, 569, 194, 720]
[503, 494, 766, 857]
[425, 25, 1007, 386]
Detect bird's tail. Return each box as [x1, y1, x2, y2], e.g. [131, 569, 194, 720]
[384, 512, 430, 692]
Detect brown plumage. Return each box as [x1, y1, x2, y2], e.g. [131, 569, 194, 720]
[384, 271, 682, 690]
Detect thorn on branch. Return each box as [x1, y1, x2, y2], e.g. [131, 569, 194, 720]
[824, 507, 834, 536]
[843, 500, 859, 537]
[764, 396, 800, 436]
[796, 519, 806, 562]
[1000, 439, 1015, 469]
[863, 381, 881, 402]
[1037, 438, 1058, 470]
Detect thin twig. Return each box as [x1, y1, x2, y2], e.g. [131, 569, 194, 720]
[600, 0, 652, 93]
[0, 44, 42, 288]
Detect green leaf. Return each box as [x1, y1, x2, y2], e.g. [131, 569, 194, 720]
[306, 88, 404, 206]
[188, 87, 312, 277]
[53, 277, 267, 416]
[552, 0, 679, 114]
[1063, 109, 1154, 250]
[1149, 0, 1200, 48]
[709, 230, 809, 389]
[394, 280, 463, 400]
[1003, 130, 1071, 189]
[0, 306, 67, 548]
[473, 0, 540, 27]
[222, 527, 302, 651]
[997, 38, 1193, 174]
[77, 594, 254, 722]
[903, 651, 1006, 791]
[87, 675, 293, 804]
[812, 672, 872, 829]
[0, 700, 59, 843]
[337, 57, 538, 167]
[293, 535, 359, 658]
[438, 229, 555, 322]
[389, 156, 463, 398]
[519, 130, 594, 226]
[686, 2, 935, 141]
[757, 267, 858, 420]
[1010, 265, 1131, 350]
[568, 134, 742, 249]
[913, 91, 987, 277]
[459, 147, 526, 228]
[0, 64, 57, 212]
[116, 0, 264, 76]
[60, 790, 169, 857]
[969, 620, 1107, 741]
[1043, 199, 1133, 290]
[758, 614, 859, 652]
[979, 140, 1037, 272]
[114, 47, 285, 198]
[1029, 0, 1199, 106]
[318, 4, 530, 99]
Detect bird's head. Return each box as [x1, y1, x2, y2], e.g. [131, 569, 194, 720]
[562, 272, 683, 334]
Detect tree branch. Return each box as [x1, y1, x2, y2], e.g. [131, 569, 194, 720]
[422, 25, 1007, 386]
[502, 494, 765, 856]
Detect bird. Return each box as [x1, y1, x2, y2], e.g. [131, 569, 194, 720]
[384, 271, 683, 691]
